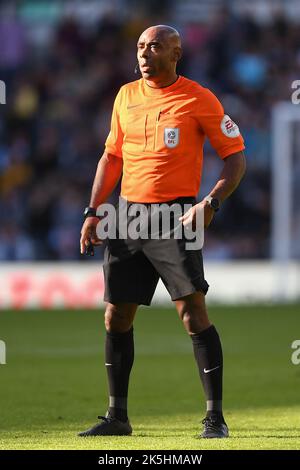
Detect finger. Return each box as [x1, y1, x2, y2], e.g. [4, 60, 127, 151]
[91, 239, 103, 245]
[90, 230, 101, 244]
[179, 210, 191, 222]
[184, 209, 192, 216]
[182, 216, 193, 226]
[80, 236, 86, 254]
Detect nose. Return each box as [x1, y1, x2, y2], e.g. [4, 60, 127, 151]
[139, 46, 149, 59]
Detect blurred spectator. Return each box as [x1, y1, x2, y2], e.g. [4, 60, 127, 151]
[0, 0, 299, 260]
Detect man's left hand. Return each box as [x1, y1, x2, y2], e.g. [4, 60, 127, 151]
[179, 200, 215, 230]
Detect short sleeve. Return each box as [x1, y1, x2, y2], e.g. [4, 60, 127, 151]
[105, 87, 124, 158]
[198, 89, 245, 159]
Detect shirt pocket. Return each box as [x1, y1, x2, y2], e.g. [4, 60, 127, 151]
[124, 109, 147, 153]
[154, 112, 191, 153]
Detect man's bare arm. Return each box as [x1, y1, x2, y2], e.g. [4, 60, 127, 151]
[180, 151, 246, 228]
[208, 150, 246, 203]
[89, 152, 123, 208]
[80, 152, 123, 253]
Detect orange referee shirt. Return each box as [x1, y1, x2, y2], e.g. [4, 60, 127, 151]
[105, 75, 245, 202]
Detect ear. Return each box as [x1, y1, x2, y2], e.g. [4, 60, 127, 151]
[173, 47, 182, 62]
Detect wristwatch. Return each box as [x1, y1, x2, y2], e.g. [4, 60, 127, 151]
[204, 196, 220, 212]
[83, 207, 98, 220]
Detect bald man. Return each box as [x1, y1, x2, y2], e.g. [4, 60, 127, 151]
[79, 25, 246, 439]
[137, 25, 182, 86]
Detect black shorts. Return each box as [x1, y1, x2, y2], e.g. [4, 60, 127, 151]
[103, 197, 209, 306]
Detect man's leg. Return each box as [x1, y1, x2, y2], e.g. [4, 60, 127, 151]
[175, 291, 228, 438]
[104, 302, 138, 422]
[78, 302, 137, 437]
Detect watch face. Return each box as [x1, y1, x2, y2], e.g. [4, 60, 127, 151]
[211, 198, 219, 210]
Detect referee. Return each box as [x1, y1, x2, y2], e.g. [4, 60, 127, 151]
[79, 25, 246, 438]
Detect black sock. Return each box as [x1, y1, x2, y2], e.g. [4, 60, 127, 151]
[105, 327, 134, 422]
[191, 325, 224, 422]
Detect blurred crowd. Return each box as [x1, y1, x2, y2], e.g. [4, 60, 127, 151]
[0, 0, 300, 261]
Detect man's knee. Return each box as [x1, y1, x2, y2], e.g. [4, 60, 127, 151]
[175, 292, 210, 334]
[179, 309, 195, 332]
[104, 303, 137, 333]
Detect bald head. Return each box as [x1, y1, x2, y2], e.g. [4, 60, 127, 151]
[139, 25, 181, 48]
[137, 25, 182, 86]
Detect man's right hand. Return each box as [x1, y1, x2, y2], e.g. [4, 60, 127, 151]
[80, 216, 102, 254]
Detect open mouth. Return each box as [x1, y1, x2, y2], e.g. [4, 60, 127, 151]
[141, 66, 152, 73]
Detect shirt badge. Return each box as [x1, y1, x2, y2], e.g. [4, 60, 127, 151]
[164, 128, 180, 148]
[220, 115, 240, 138]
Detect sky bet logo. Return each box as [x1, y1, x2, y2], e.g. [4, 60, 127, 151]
[0, 340, 6, 365]
[0, 80, 6, 104]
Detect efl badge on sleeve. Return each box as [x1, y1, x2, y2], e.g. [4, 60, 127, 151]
[164, 128, 179, 148]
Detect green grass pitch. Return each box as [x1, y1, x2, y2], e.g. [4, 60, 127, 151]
[0, 304, 300, 450]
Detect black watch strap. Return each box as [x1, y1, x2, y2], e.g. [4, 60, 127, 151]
[83, 207, 98, 220]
